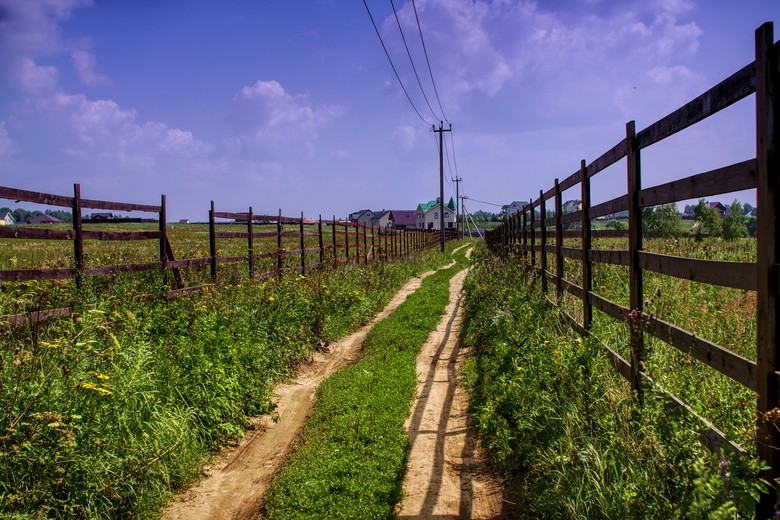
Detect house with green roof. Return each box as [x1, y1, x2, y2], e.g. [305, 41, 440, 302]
[416, 197, 456, 230]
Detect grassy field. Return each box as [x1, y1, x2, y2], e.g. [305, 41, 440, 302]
[460, 240, 766, 518]
[0, 224, 449, 519]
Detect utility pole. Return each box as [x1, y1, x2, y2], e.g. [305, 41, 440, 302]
[433, 122, 451, 251]
[453, 176, 462, 239]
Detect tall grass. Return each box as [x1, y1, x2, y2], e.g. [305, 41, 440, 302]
[460, 245, 767, 518]
[0, 246, 446, 518]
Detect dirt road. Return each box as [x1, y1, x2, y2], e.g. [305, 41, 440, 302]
[163, 248, 509, 519]
[396, 264, 511, 519]
[161, 271, 434, 520]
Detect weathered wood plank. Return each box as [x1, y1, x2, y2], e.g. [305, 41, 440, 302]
[79, 198, 160, 213]
[586, 138, 628, 178]
[0, 226, 74, 240]
[638, 251, 756, 291]
[590, 249, 630, 266]
[590, 195, 629, 220]
[167, 257, 212, 269]
[637, 62, 756, 149]
[604, 344, 633, 381]
[560, 246, 583, 260]
[82, 230, 160, 241]
[591, 292, 629, 321]
[0, 268, 76, 282]
[644, 313, 757, 390]
[561, 211, 582, 225]
[0, 186, 73, 207]
[561, 278, 584, 299]
[559, 169, 583, 193]
[0, 307, 71, 325]
[640, 159, 757, 208]
[84, 262, 158, 276]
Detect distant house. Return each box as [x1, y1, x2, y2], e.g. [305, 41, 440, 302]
[29, 214, 62, 225]
[90, 212, 113, 220]
[501, 201, 525, 215]
[390, 210, 417, 230]
[179, 219, 190, 224]
[369, 210, 394, 229]
[0, 211, 14, 226]
[706, 202, 729, 217]
[349, 209, 374, 227]
[416, 197, 456, 230]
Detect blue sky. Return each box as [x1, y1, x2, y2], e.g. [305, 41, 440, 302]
[0, 0, 777, 221]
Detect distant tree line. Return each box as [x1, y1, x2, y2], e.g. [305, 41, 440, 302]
[503, 199, 756, 241]
[0, 207, 73, 224]
[639, 199, 755, 240]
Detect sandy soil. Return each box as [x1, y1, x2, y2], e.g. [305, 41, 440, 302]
[397, 262, 513, 519]
[161, 271, 434, 520]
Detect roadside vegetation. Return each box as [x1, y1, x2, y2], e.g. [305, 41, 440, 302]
[0, 235, 449, 518]
[460, 243, 766, 518]
[263, 243, 471, 519]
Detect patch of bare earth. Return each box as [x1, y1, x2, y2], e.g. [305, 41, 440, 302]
[397, 264, 513, 519]
[161, 271, 434, 520]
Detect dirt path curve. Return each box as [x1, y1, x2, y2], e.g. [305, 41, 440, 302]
[397, 254, 511, 519]
[162, 270, 436, 520]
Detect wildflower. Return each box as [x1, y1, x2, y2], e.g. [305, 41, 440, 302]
[628, 309, 638, 319]
[268, 296, 275, 302]
[88, 370, 110, 380]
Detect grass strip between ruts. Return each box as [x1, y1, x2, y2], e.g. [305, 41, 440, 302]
[263, 243, 471, 519]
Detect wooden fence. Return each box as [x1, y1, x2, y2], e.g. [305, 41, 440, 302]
[0, 186, 442, 325]
[486, 22, 778, 515]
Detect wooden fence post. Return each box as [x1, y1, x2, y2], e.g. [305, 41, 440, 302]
[371, 224, 375, 261]
[319, 215, 324, 266]
[345, 222, 350, 263]
[555, 179, 563, 299]
[626, 120, 644, 398]
[530, 197, 536, 272]
[72, 184, 84, 290]
[522, 204, 529, 266]
[755, 21, 779, 517]
[300, 211, 305, 274]
[332, 215, 337, 268]
[277, 208, 282, 276]
[363, 225, 368, 264]
[209, 201, 217, 283]
[581, 160, 593, 331]
[248, 206, 254, 279]
[540, 190, 548, 295]
[159, 194, 167, 283]
[354, 222, 359, 264]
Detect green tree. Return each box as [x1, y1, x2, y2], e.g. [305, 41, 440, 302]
[642, 203, 682, 237]
[605, 220, 627, 231]
[692, 199, 721, 240]
[722, 200, 748, 241]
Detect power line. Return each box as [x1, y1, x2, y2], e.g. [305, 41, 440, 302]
[390, 0, 441, 121]
[464, 196, 503, 207]
[411, 0, 448, 123]
[362, 0, 433, 126]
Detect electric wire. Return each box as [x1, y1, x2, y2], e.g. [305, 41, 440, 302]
[464, 196, 503, 207]
[390, 0, 442, 122]
[411, 0, 448, 123]
[362, 0, 433, 126]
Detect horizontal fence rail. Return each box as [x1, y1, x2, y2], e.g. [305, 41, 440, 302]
[486, 22, 779, 517]
[0, 187, 447, 326]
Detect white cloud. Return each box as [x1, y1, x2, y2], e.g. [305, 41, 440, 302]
[71, 50, 111, 87]
[17, 58, 58, 93]
[27, 93, 211, 167]
[228, 80, 342, 158]
[0, 121, 16, 159]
